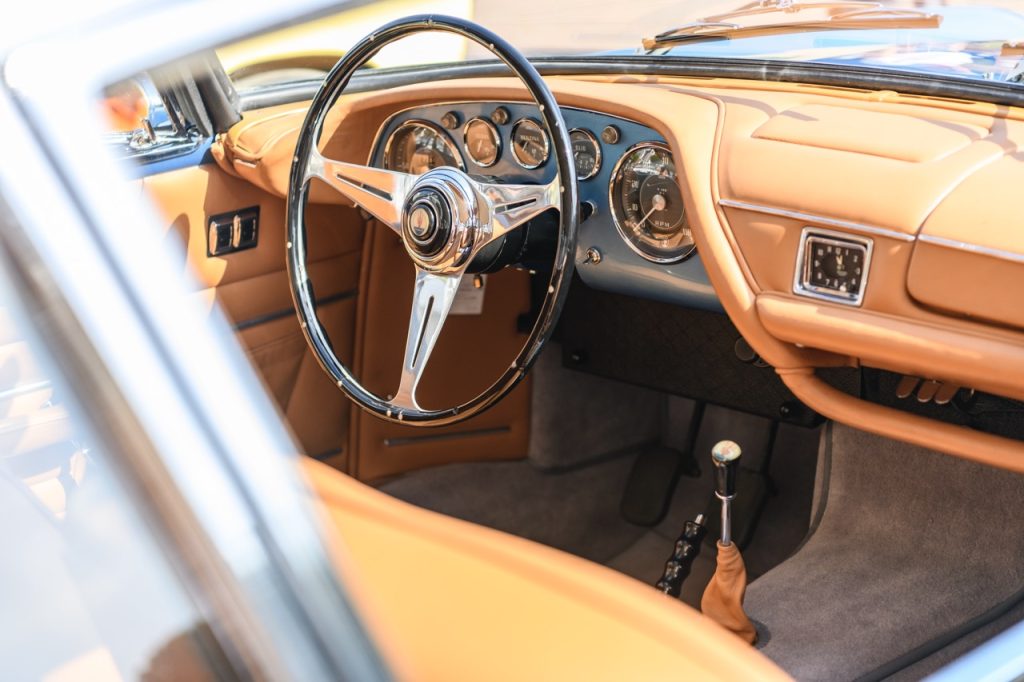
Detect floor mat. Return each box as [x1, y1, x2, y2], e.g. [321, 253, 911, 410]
[744, 423, 1024, 682]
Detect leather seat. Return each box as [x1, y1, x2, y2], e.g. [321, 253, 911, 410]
[301, 458, 789, 681]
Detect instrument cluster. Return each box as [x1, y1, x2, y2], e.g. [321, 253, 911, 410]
[371, 102, 718, 311]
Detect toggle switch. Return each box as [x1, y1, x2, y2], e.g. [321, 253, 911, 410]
[207, 206, 259, 257]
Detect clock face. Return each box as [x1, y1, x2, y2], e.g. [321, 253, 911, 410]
[807, 239, 864, 295]
[797, 232, 871, 305]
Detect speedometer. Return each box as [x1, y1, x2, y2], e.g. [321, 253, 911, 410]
[609, 142, 694, 264]
[384, 120, 463, 174]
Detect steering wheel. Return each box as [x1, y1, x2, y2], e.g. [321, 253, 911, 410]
[287, 15, 579, 427]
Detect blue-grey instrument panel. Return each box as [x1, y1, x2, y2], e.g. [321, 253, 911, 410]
[369, 102, 722, 312]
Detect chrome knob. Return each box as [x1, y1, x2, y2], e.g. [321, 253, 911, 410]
[711, 440, 742, 546]
[712, 440, 741, 500]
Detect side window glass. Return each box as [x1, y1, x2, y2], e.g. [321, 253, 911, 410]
[0, 248, 239, 680]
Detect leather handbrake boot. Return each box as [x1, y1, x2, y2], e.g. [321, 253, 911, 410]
[701, 440, 757, 644]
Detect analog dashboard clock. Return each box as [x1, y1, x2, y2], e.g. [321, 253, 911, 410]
[794, 228, 873, 306]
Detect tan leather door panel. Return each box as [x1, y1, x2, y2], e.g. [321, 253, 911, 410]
[349, 222, 532, 482]
[141, 163, 530, 475]
[142, 164, 363, 461]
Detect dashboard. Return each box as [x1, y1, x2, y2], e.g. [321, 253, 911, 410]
[368, 102, 721, 311]
[213, 74, 1024, 472]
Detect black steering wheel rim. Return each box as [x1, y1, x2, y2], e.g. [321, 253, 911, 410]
[287, 14, 578, 427]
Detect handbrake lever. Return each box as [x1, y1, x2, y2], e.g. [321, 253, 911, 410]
[655, 513, 707, 597]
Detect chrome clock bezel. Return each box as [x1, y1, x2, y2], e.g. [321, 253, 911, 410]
[609, 141, 694, 265]
[569, 128, 601, 180]
[382, 119, 465, 173]
[510, 117, 550, 170]
[462, 116, 502, 168]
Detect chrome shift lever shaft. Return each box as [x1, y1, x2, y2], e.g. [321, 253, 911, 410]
[712, 440, 742, 546]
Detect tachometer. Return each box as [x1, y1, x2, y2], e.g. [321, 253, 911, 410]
[384, 120, 463, 174]
[609, 142, 693, 263]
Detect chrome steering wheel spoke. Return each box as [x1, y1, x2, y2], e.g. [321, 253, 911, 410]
[306, 149, 413, 234]
[388, 267, 464, 413]
[472, 177, 560, 247]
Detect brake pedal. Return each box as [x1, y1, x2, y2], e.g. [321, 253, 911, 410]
[620, 445, 698, 526]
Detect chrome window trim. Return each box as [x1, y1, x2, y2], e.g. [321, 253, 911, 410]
[718, 198, 915, 243]
[1, 1, 388, 681]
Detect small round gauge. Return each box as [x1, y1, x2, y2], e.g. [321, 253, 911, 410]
[511, 118, 549, 169]
[570, 128, 601, 180]
[383, 120, 463, 174]
[463, 117, 501, 167]
[609, 142, 693, 264]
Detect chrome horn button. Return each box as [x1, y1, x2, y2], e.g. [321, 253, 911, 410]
[403, 188, 450, 257]
[400, 167, 483, 272]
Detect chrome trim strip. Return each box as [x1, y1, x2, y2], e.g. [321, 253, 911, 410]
[0, 379, 51, 402]
[718, 198, 915, 242]
[917, 233, 1024, 265]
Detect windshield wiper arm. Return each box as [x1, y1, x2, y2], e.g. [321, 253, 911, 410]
[643, 0, 941, 52]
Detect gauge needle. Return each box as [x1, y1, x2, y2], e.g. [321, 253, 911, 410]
[639, 193, 668, 227]
[521, 139, 542, 155]
[637, 204, 659, 228]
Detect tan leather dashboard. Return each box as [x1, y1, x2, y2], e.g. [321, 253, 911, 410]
[216, 74, 1024, 473]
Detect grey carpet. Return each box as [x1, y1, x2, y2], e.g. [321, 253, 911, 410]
[745, 422, 1024, 682]
[527, 346, 664, 470]
[380, 453, 648, 563]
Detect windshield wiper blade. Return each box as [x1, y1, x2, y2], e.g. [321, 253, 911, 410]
[642, 0, 941, 52]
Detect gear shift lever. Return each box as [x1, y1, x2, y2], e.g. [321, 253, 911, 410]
[712, 440, 742, 546]
[701, 439, 756, 644]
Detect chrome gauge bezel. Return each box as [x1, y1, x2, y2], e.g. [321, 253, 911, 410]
[382, 119, 465, 173]
[569, 128, 601, 180]
[609, 141, 694, 265]
[462, 116, 502, 168]
[510, 117, 550, 170]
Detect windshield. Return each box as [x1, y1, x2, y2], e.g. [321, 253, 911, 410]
[221, 0, 1024, 91]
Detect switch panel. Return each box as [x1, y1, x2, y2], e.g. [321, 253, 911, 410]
[793, 227, 872, 306]
[207, 206, 259, 257]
